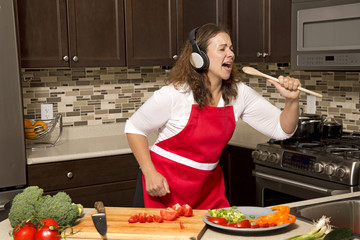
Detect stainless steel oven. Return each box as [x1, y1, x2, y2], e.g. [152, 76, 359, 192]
[252, 137, 360, 207]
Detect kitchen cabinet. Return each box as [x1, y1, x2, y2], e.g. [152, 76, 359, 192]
[220, 145, 256, 206]
[125, 0, 226, 67]
[15, 0, 126, 68]
[27, 154, 139, 208]
[231, 0, 291, 62]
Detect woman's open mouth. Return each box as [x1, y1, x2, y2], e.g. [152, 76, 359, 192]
[222, 62, 232, 71]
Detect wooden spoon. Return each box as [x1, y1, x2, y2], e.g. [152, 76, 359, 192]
[242, 66, 323, 98]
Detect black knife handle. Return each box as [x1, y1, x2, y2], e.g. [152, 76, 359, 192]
[94, 201, 105, 213]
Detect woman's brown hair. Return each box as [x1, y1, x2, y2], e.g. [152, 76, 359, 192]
[166, 23, 241, 107]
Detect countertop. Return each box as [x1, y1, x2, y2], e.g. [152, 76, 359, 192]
[1, 192, 360, 239]
[26, 120, 270, 165]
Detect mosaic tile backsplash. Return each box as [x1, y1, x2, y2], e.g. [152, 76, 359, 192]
[21, 63, 360, 132]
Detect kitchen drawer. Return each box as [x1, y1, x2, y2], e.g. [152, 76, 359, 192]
[46, 180, 137, 208]
[27, 154, 139, 192]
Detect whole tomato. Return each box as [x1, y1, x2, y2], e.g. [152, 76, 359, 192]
[13, 222, 37, 240]
[40, 218, 59, 228]
[35, 225, 61, 240]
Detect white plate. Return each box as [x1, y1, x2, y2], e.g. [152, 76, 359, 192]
[203, 206, 292, 232]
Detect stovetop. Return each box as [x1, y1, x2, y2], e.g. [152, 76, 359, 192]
[252, 133, 360, 186]
[268, 134, 360, 160]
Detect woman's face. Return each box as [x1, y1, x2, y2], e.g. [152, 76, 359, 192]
[206, 32, 235, 83]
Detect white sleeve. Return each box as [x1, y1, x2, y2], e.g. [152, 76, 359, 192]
[124, 86, 173, 136]
[237, 83, 294, 140]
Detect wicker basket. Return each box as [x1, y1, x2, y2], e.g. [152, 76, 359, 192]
[25, 113, 63, 150]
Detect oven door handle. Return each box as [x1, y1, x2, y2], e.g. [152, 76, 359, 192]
[253, 170, 349, 195]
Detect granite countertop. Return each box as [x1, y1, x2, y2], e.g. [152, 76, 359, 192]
[26, 120, 270, 165]
[1, 192, 360, 239]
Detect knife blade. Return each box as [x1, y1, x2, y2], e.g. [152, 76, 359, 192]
[91, 201, 107, 236]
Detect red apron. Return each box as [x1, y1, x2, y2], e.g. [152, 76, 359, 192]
[143, 104, 236, 210]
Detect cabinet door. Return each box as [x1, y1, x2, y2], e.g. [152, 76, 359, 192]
[16, 0, 69, 68]
[67, 0, 126, 67]
[220, 145, 256, 206]
[232, 0, 263, 62]
[176, 0, 225, 54]
[232, 0, 290, 62]
[125, 0, 177, 66]
[264, 0, 291, 62]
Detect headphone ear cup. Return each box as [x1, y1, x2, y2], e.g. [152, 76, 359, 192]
[190, 52, 205, 69]
[190, 51, 209, 70]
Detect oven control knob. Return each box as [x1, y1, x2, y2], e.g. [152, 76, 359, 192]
[324, 164, 335, 176]
[336, 167, 348, 179]
[269, 153, 280, 164]
[260, 151, 270, 161]
[314, 163, 324, 173]
[251, 150, 262, 160]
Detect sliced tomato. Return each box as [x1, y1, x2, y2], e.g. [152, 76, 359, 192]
[259, 222, 269, 228]
[179, 221, 186, 229]
[138, 213, 146, 223]
[145, 213, 154, 222]
[160, 207, 178, 221]
[128, 214, 139, 223]
[251, 224, 260, 228]
[227, 223, 237, 227]
[269, 223, 277, 227]
[172, 203, 184, 216]
[234, 220, 251, 228]
[182, 204, 193, 217]
[206, 216, 228, 226]
[153, 215, 163, 223]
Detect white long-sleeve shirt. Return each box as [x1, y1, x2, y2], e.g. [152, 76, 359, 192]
[124, 82, 293, 144]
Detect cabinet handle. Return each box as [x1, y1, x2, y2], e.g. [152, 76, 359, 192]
[256, 52, 269, 58]
[66, 172, 73, 179]
[172, 55, 178, 60]
[63, 56, 69, 62]
[72, 56, 79, 62]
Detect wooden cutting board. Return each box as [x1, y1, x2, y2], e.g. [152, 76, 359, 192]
[66, 207, 208, 240]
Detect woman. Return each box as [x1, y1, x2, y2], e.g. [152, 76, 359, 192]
[125, 23, 300, 209]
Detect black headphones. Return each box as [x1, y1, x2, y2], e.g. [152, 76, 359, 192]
[188, 27, 209, 71]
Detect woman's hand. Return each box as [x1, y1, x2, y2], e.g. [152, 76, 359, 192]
[267, 76, 301, 100]
[144, 170, 170, 197]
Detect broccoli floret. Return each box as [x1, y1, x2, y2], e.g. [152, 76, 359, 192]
[35, 191, 82, 226]
[8, 186, 83, 228]
[8, 186, 43, 228]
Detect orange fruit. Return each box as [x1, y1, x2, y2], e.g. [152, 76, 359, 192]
[24, 120, 48, 139]
[24, 119, 36, 139]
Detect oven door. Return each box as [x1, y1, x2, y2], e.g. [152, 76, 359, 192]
[253, 165, 356, 207]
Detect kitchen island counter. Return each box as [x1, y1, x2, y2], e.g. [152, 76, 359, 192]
[1, 192, 360, 240]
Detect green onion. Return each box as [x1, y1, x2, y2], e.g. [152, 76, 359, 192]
[285, 216, 332, 240]
[208, 208, 247, 223]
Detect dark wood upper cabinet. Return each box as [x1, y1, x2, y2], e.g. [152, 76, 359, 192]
[176, 0, 226, 54]
[16, 0, 69, 68]
[125, 0, 226, 67]
[124, 0, 177, 67]
[232, 0, 291, 62]
[16, 0, 126, 68]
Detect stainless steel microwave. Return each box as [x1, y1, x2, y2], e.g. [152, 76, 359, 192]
[291, 0, 360, 71]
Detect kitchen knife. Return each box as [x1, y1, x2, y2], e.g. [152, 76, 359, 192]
[91, 201, 107, 236]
